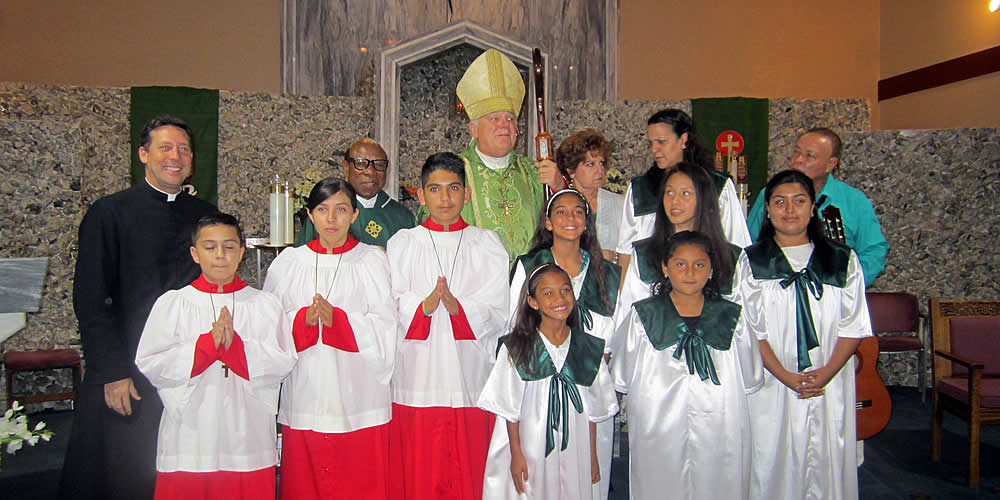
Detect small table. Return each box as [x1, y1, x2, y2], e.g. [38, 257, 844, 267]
[246, 238, 290, 287]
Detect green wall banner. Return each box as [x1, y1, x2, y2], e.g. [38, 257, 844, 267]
[690, 97, 769, 208]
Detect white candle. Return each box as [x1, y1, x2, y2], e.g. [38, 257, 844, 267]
[270, 183, 285, 246]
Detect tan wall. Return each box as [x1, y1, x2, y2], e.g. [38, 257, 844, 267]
[618, 0, 880, 127]
[879, 0, 1000, 129]
[0, 0, 280, 93]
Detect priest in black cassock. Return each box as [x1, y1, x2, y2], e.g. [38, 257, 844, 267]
[59, 116, 217, 500]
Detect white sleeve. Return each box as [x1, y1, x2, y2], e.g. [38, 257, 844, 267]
[585, 358, 620, 423]
[737, 252, 769, 341]
[836, 251, 874, 339]
[476, 345, 526, 422]
[616, 184, 640, 254]
[610, 249, 649, 355]
[342, 250, 398, 385]
[135, 292, 197, 391]
[508, 262, 527, 332]
[610, 307, 644, 394]
[456, 232, 511, 360]
[719, 178, 752, 248]
[733, 307, 764, 394]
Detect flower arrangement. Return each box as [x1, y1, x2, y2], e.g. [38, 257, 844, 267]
[1, 401, 53, 470]
[604, 167, 628, 195]
[292, 166, 331, 214]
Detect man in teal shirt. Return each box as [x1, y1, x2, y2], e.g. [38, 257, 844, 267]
[746, 128, 889, 287]
[297, 139, 414, 248]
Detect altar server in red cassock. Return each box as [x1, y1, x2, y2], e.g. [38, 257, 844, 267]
[263, 178, 397, 500]
[135, 213, 297, 500]
[386, 152, 510, 499]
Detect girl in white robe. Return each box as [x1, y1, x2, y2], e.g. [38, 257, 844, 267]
[613, 162, 744, 352]
[508, 189, 622, 500]
[262, 178, 397, 500]
[613, 231, 763, 500]
[740, 170, 872, 500]
[480, 263, 619, 500]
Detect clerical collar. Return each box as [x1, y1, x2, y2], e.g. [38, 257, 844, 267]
[357, 193, 378, 209]
[191, 274, 248, 293]
[307, 236, 359, 254]
[422, 217, 469, 232]
[475, 148, 511, 171]
[145, 179, 181, 202]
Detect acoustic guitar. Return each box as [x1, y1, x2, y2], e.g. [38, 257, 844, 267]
[821, 205, 892, 439]
[854, 336, 891, 439]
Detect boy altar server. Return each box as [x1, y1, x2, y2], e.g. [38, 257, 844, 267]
[387, 152, 510, 499]
[136, 213, 297, 500]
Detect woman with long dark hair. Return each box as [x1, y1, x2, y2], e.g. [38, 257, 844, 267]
[739, 170, 872, 500]
[616, 109, 751, 270]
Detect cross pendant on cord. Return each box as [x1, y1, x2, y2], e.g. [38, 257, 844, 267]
[222, 364, 230, 378]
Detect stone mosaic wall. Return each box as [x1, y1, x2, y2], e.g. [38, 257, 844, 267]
[1, 80, 995, 407]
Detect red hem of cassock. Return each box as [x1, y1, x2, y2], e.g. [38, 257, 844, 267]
[388, 403, 495, 500]
[154, 466, 276, 500]
[279, 424, 390, 500]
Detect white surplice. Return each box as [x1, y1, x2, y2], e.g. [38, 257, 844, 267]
[739, 244, 872, 500]
[386, 221, 510, 408]
[478, 334, 619, 500]
[136, 280, 297, 473]
[596, 188, 625, 253]
[612, 298, 763, 500]
[615, 176, 751, 255]
[509, 254, 618, 499]
[262, 241, 396, 432]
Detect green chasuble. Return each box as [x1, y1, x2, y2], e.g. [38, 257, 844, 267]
[498, 329, 605, 455]
[633, 294, 741, 385]
[436, 141, 544, 261]
[632, 238, 742, 296]
[745, 237, 851, 371]
[296, 191, 415, 248]
[513, 248, 621, 329]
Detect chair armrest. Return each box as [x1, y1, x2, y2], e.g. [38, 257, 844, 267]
[934, 349, 985, 370]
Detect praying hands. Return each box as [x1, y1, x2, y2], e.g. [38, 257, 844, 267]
[211, 306, 235, 350]
[304, 293, 335, 327]
[424, 276, 460, 315]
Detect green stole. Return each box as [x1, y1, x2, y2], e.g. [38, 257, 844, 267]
[513, 248, 622, 330]
[629, 167, 729, 217]
[745, 237, 851, 371]
[499, 329, 605, 456]
[632, 238, 741, 296]
[634, 294, 741, 385]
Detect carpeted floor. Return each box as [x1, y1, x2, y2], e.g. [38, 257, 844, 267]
[2, 387, 997, 499]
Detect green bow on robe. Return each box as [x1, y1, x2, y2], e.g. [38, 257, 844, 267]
[499, 329, 604, 456]
[633, 294, 741, 385]
[512, 248, 621, 332]
[745, 237, 850, 372]
[632, 238, 742, 296]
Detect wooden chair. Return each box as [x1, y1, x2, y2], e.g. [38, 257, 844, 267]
[867, 292, 927, 400]
[929, 298, 1000, 488]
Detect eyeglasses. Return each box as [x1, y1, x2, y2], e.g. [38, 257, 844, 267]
[348, 157, 389, 172]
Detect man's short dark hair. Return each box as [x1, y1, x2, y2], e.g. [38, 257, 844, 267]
[804, 127, 842, 159]
[420, 152, 467, 187]
[191, 212, 243, 247]
[140, 115, 195, 153]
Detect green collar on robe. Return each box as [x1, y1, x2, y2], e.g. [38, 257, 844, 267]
[634, 294, 741, 385]
[745, 237, 851, 371]
[499, 329, 605, 456]
[630, 167, 729, 217]
[632, 238, 741, 295]
[513, 248, 622, 327]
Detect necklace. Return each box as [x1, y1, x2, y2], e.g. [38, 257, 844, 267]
[315, 246, 345, 300]
[428, 225, 465, 281]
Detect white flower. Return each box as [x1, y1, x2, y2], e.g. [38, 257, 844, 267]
[6, 439, 23, 454]
[34, 421, 46, 431]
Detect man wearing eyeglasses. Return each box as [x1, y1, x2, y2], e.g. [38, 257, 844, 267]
[296, 138, 415, 248]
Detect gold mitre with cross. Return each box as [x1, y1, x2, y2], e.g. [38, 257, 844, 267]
[456, 49, 526, 121]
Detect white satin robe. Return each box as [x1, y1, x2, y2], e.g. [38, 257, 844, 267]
[615, 176, 751, 255]
[738, 244, 872, 500]
[263, 242, 397, 432]
[136, 284, 297, 472]
[612, 300, 763, 500]
[509, 257, 617, 499]
[478, 334, 619, 500]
